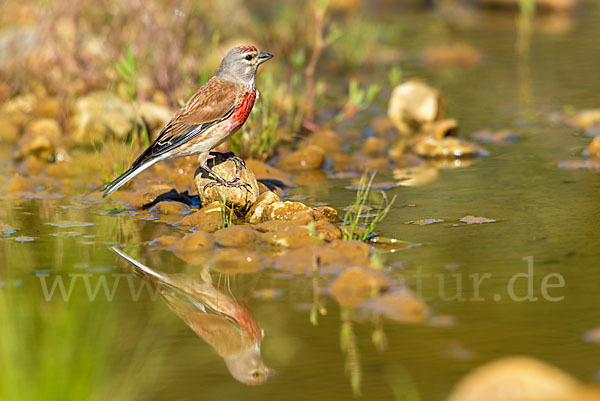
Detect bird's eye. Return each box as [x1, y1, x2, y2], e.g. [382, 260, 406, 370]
[251, 371, 260, 378]
[245, 54, 253, 61]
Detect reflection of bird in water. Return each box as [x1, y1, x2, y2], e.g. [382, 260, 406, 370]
[111, 247, 272, 385]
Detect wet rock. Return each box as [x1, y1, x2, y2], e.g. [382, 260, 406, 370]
[421, 44, 482, 69]
[194, 158, 260, 212]
[314, 206, 340, 223]
[265, 201, 315, 221]
[277, 145, 325, 171]
[302, 129, 343, 155]
[149, 201, 190, 217]
[584, 137, 600, 158]
[413, 134, 489, 159]
[70, 91, 135, 146]
[330, 266, 389, 307]
[359, 289, 429, 323]
[117, 184, 173, 208]
[473, 129, 519, 144]
[15, 118, 62, 161]
[260, 226, 315, 248]
[313, 220, 343, 241]
[447, 357, 579, 401]
[361, 137, 387, 158]
[176, 201, 224, 232]
[246, 191, 281, 224]
[214, 225, 259, 247]
[209, 249, 262, 274]
[387, 80, 446, 137]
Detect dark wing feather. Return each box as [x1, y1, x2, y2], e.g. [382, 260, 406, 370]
[131, 77, 238, 168]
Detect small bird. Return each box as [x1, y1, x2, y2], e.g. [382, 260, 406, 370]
[112, 247, 272, 385]
[101, 45, 273, 198]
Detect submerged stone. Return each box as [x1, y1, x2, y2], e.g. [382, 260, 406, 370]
[175, 201, 224, 232]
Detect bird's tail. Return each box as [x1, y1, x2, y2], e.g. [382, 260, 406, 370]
[111, 247, 166, 281]
[101, 157, 163, 198]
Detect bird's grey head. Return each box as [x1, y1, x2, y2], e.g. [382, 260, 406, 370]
[216, 45, 273, 87]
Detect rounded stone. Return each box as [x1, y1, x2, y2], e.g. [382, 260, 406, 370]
[194, 158, 260, 212]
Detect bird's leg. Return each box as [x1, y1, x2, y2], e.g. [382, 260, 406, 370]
[209, 151, 246, 174]
[201, 161, 252, 190]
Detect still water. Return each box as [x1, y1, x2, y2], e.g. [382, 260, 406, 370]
[1, 4, 600, 401]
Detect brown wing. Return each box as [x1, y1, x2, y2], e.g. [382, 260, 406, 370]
[131, 77, 238, 168]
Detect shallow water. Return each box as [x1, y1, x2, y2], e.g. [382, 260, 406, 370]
[2, 4, 600, 401]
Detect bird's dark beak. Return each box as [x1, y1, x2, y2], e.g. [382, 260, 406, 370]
[258, 52, 274, 64]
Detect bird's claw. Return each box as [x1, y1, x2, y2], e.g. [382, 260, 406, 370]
[209, 151, 246, 174]
[204, 178, 252, 191]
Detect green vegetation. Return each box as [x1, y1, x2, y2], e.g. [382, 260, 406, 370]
[342, 173, 397, 241]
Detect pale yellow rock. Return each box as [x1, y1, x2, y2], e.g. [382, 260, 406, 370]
[245, 191, 281, 224]
[195, 158, 260, 212]
[387, 80, 446, 137]
[447, 356, 579, 401]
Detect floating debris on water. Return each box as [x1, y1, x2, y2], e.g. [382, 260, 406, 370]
[557, 160, 600, 170]
[15, 236, 35, 242]
[0, 223, 17, 237]
[406, 218, 445, 225]
[459, 216, 497, 224]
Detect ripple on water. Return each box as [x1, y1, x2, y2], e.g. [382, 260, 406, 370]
[51, 231, 82, 237]
[47, 221, 95, 228]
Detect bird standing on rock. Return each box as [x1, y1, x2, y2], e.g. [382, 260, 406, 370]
[101, 45, 273, 198]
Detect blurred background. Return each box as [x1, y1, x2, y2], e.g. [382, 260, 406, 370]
[1, 0, 600, 400]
